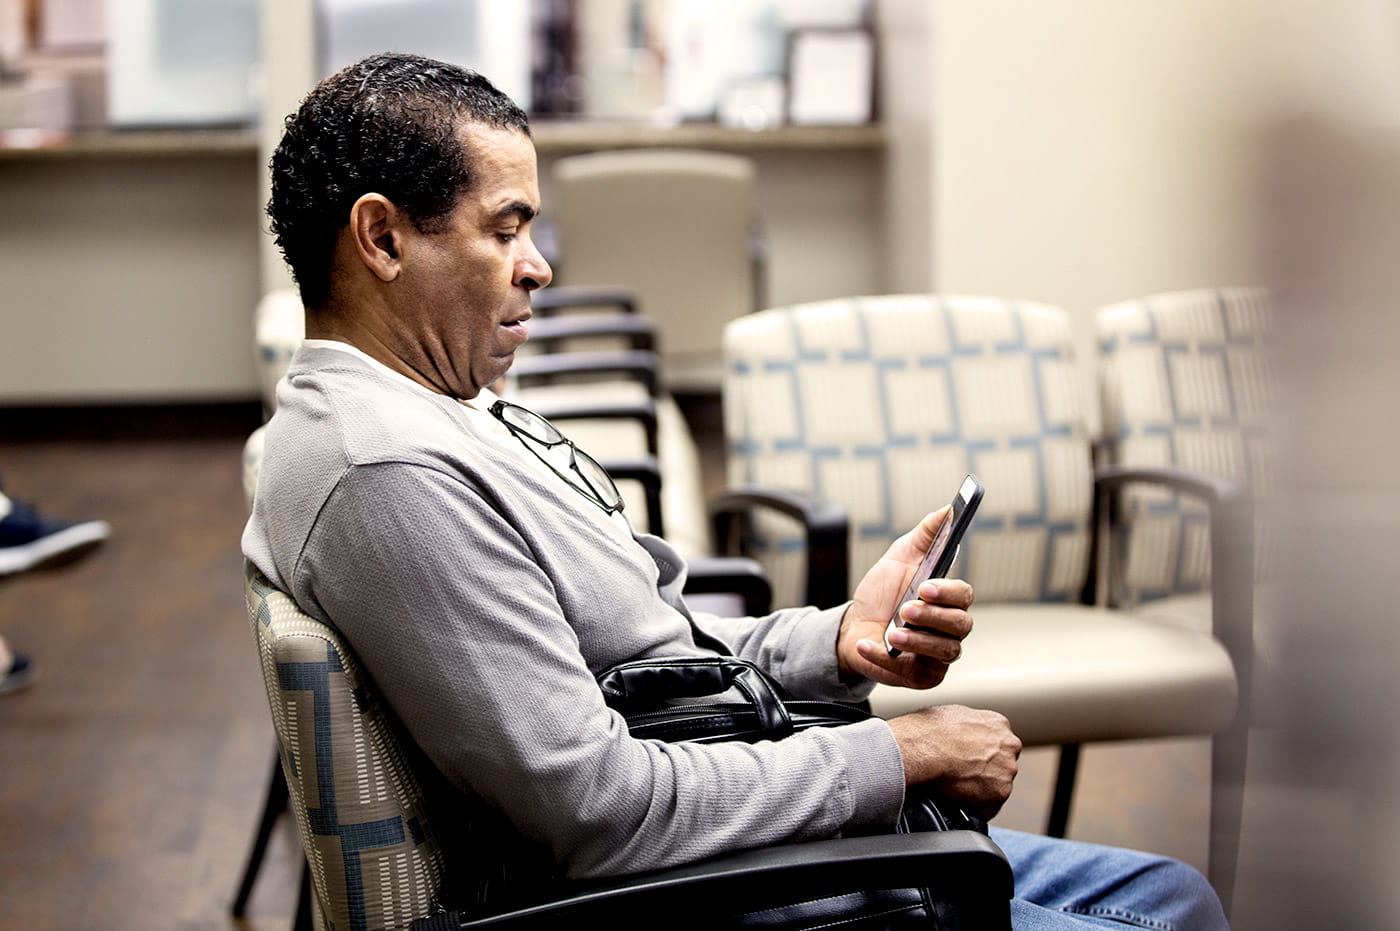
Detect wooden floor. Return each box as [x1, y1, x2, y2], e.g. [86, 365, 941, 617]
[0, 416, 303, 930]
[0, 409, 1252, 930]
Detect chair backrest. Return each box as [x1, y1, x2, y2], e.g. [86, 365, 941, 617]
[255, 289, 306, 416]
[1096, 286, 1273, 603]
[553, 149, 759, 393]
[245, 566, 448, 931]
[723, 294, 1094, 609]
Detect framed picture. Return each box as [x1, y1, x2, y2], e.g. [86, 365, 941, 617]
[786, 27, 874, 126]
[718, 75, 787, 131]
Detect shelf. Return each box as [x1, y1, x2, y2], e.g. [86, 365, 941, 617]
[0, 121, 884, 162]
[0, 127, 258, 160]
[531, 120, 886, 153]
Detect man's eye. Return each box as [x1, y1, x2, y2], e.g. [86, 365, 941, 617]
[497, 231, 519, 243]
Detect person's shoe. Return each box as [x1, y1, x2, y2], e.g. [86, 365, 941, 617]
[0, 652, 36, 694]
[0, 497, 110, 575]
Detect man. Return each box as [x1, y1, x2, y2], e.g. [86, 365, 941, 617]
[244, 52, 1227, 928]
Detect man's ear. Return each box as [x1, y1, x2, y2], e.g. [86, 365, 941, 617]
[349, 193, 403, 283]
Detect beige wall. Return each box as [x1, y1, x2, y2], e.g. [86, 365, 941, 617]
[257, 0, 316, 295]
[931, 1, 1282, 422]
[877, 0, 937, 295]
[0, 1, 1320, 404]
[0, 154, 262, 403]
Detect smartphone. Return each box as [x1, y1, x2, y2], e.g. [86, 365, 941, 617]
[884, 474, 985, 656]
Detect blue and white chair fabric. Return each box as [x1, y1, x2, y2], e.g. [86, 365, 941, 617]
[1096, 287, 1273, 612]
[246, 567, 448, 931]
[724, 294, 1093, 611]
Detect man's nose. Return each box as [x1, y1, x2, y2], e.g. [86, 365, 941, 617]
[517, 238, 553, 291]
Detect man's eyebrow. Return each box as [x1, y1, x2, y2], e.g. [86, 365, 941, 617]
[490, 200, 537, 224]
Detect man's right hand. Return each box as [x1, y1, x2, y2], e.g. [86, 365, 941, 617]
[885, 705, 1022, 820]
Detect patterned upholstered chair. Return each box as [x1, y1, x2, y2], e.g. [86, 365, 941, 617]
[1094, 287, 1269, 912]
[245, 565, 1015, 929]
[1096, 287, 1271, 624]
[720, 295, 1252, 908]
[247, 567, 449, 930]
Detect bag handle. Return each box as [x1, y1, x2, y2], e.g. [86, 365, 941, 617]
[597, 656, 793, 739]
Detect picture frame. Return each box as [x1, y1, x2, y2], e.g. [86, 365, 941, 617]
[786, 27, 875, 126]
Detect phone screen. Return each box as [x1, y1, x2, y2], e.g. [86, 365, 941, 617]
[884, 474, 983, 656]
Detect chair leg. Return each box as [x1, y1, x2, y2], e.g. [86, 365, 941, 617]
[232, 752, 291, 916]
[1044, 744, 1081, 838]
[1208, 721, 1248, 918]
[293, 862, 314, 931]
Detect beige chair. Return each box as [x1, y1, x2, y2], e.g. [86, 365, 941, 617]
[245, 565, 1015, 929]
[720, 294, 1251, 911]
[552, 149, 761, 394]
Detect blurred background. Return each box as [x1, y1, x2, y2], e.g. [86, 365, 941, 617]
[2, 1, 1399, 928]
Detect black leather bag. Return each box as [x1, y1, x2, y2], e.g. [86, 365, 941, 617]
[597, 655, 990, 929]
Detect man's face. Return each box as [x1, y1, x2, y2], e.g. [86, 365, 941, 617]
[392, 123, 552, 398]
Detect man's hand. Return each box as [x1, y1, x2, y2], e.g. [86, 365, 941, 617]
[836, 508, 974, 689]
[886, 705, 1022, 819]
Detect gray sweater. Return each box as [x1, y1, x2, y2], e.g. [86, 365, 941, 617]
[242, 344, 905, 880]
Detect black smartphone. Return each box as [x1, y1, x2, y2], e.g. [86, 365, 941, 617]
[884, 474, 985, 657]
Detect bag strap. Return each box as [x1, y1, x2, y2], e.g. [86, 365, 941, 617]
[597, 656, 793, 739]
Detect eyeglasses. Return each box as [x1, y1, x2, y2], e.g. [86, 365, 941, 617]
[489, 399, 625, 515]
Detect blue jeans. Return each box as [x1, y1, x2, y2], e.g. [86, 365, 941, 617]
[990, 828, 1229, 930]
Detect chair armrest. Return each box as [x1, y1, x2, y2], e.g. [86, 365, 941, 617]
[708, 485, 850, 609]
[511, 350, 659, 397]
[530, 285, 639, 316]
[527, 313, 657, 352]
[420, 831, 1011, 929]
[682, 555, 773, 616]
[1091, 464, 1255, 722]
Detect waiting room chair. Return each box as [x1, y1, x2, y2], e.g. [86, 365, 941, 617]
[244, 564, 1015, 930]
[551, 149, 762, 394]
[719, 294, 1251, 911]
[505, 286, 708, 555]
[1095, 286, 1271, 619]
[1095, 286, 1271, 910]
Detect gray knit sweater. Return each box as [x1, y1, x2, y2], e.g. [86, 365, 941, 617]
[242, 343, 905, 880]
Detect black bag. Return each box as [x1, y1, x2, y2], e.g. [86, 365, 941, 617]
[597, 655, 991, 929]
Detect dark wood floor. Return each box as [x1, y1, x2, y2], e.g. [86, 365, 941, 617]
[1, 407, 1257, 929]
[0, 418, 302, 930]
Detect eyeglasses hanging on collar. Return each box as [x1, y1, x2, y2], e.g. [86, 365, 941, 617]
[489, 399, 625, 515]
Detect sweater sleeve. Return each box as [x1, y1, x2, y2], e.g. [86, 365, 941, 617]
[693, 605, 878, 704]
[294, 462, 905, 880]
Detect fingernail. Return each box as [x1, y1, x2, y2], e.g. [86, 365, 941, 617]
[921, 581, 940, 600]
[887, 628, 909, 647]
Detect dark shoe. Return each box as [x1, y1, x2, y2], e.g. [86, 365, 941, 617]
[0, 497, 110, 575]
[0, 652, 36, 694]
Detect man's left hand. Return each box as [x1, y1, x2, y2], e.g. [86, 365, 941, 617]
[836, 507, 974, 689]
